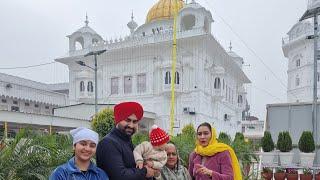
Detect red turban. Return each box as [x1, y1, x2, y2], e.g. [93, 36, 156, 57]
[114, 102, 144, 124]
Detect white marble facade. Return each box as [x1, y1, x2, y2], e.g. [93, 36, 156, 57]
[55, 0, 250, 136]
[282, 0, 320, 103]
[0, 72, 68, 115]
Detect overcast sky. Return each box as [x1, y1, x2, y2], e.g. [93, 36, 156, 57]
[0, 0, 308, 120]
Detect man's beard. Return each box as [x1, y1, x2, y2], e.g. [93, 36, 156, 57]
[118, 124, 136, 136]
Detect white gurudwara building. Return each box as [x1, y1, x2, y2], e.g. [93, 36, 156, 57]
[55, 0, 251, 136]
[282, 0, 320, 103]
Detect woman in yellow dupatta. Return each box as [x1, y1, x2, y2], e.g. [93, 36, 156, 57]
[188, 122, 242, 180]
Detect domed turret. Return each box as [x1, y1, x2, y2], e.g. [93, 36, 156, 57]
[146, 0, 185, 23]
[227, 42, 244, 68]
[67, 14, 103, 52]
[127, 12, 138, 35]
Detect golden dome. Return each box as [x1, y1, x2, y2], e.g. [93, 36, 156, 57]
[146, 0, 185, 23]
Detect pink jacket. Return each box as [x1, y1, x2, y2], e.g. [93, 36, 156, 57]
[188, 151, 234, 180]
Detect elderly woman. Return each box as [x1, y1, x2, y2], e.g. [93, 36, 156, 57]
[50, 127, 108, 180]
[158, 143, 191, 180]
[188, 122, 242, 180]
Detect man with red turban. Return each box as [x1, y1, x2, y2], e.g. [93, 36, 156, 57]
[96, 102, 157, 180]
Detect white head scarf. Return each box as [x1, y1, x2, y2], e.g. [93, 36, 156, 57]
[70, 127, 99, 145]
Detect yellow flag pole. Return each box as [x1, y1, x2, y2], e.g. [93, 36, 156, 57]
[170, 0, 179, 136]
[4, 121, 8, 138]
[49, 125, 52, 135]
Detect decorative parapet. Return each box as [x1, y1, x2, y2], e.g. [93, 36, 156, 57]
[0, 81, 68, 106]
[282, 23, 313, 46]
[282, 30, 314, 45]
[66, 27, 207, 58]
[308, 0, 320, 9]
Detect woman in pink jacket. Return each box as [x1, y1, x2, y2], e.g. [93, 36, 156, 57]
[188, 122, 242, 180]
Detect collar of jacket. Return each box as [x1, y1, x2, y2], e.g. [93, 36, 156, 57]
[66, 157, 99, 175]
[112, 127, 132, 142]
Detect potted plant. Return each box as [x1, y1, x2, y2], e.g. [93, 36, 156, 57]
[261, 131, 275, 165]
[277, 131, 293, 165]
[300, 168, 313, 180]
[298, 131, 315, 167]
[286, 168, 298, 180]
[274, 168, 286, 180]
[261, 167, 273, 180]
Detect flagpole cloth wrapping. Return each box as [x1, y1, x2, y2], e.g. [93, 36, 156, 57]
[170, 0, 179, 136]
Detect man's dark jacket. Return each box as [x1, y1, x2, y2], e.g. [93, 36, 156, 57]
[96, 127, 147, 180]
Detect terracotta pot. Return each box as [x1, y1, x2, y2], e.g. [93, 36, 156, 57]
[299, 174, 313, 180]
[315, 174, 320, 180]
[261, 172, 273, 180]
[274, 172, 286, 180]
[286, 173, 298, 180]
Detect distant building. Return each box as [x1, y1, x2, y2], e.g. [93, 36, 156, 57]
[0, 72, 89, 136]
[241, 115, 264, 142]
[282, 0, 320, 103]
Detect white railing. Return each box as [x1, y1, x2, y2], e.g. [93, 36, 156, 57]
[282, 30, 314, 45]
[0, 81, 68, 106]
[67, 27, 208, 60]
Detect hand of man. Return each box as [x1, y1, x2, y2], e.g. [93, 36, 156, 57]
[145, 166, 156, 178]
[145, 160, 154, 168]
[136, 161, 143, 169]
[154, 169, 161, 177]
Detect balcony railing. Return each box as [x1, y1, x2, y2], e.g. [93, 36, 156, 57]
[282, 30, 314, 45]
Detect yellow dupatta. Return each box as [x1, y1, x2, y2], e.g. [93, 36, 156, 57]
[194, 127, 242, 180]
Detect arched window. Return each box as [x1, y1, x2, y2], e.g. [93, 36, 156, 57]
[295, 75, 300, 86]
[80, 81, 85, 92]
[293, 54, 302, 68]
[214, 77, 221, 89]
[87, 81, 93, 92]
[75, 37, 84, 50]
[296, 59, 300, 67]
[223, 79, 225, 90]
[238, 95, 243, 104]
[181, 14, 196, 31]
[175, 72, 180, 84]
[92, 39, 99, 44]
[165, 71, 171, 84]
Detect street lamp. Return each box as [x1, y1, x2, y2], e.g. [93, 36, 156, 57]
[76, 49, 106, 115]
[300, 4, 320, 165]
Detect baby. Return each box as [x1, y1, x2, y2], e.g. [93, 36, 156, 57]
[133, 125, 170, 171]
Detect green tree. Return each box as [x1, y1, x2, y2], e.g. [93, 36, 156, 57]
[132, 132, 149, 146]
[181, 124, 196, 138]
[234, 132, 245, 142]
[91, 108, 115, 138]
[261, 131, 274, 152]
[277, 131, 292, 152]
[171, 124, 196, 166]
[298, 131, 315, 153]
[218, 132, 231, 145]
[0, 129, 73, 180]
[232, 133, 257, 178]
